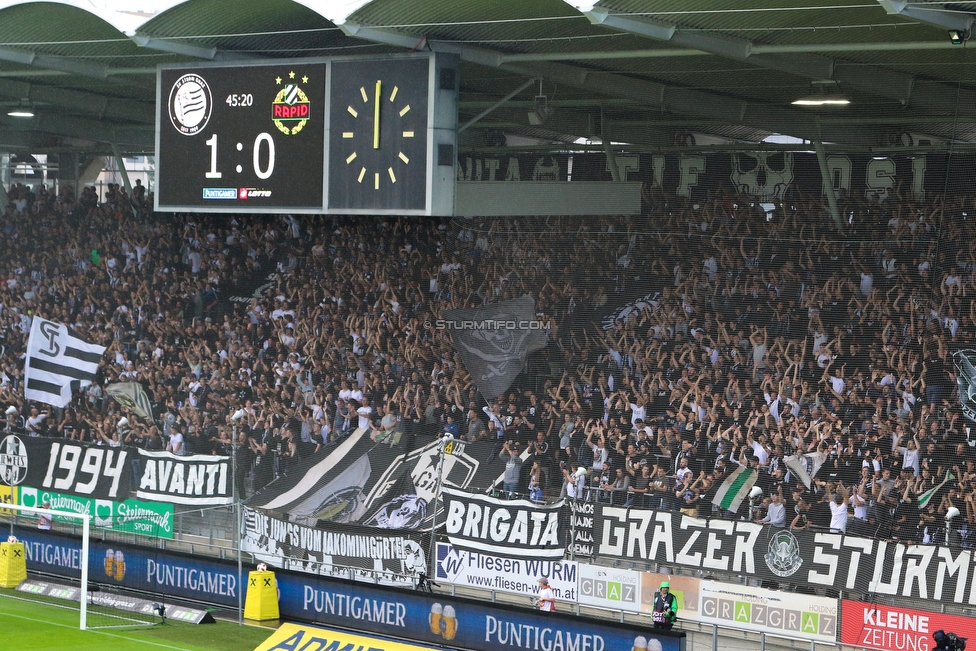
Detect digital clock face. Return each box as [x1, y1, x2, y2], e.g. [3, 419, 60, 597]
[156, 63, 327, 211]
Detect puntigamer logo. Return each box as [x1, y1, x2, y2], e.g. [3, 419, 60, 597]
[0, 435, 27, 486]
[202, 188, 237, 200]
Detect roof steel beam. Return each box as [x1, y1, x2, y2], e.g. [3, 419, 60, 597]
[0, 46, 108, 79]
[130, 35, 259, 61]
[324, 13, 884, 145]
[449, 44, 883, 144]
[499, 40, 963, 63]
[878, 0, 974, 32]
[131, 35, 218, 60]
[575, 5, 973, 115]
[0, 79, 153, 123]
[0, 113, 152, 148]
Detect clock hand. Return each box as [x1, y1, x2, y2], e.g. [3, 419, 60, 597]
[373, 80, 381, 150]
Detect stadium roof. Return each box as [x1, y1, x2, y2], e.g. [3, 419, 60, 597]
[2, 0, 976, 155]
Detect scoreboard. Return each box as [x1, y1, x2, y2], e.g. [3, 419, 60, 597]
[154, 54, 458, 215]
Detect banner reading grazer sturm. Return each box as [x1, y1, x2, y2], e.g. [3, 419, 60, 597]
[441, 487, 564, 560]
[0, 435, 132, 501]
[594, 503, 976, 602]
[241, 505, 427, 588]
[136, 449, 232, 506]
[19, 485, 174, 538]
[441, 296, 548, 399]
[434, 541, 578, 600]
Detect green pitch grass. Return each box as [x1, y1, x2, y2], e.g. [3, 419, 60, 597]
[0, 590, 274, 651]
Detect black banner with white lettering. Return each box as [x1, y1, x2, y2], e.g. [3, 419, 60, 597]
[240, 505, 427, 587]
[459, 152, 972, 201]
[136, 449, 232, 506]
[593, 504, 976, 603]
[441, 487, 565, 560]
[0, 434, 233, 506]
[0, 434, 131, 501]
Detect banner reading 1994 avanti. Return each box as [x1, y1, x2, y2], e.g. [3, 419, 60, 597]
[0, 434, 231, 506]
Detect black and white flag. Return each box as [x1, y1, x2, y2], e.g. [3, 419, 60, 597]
[441, 296, 547, 399]
[954, 350, 976, 426]
[785, 452, 826, 490]
[106, 382, 154, 422]
[25, 318, 105, 408]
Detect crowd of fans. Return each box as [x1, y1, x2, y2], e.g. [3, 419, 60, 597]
[3, 178, 976, 546]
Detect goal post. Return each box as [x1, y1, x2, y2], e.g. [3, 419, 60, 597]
[1, 500, 167, 630]
[1, 501, 91, 629]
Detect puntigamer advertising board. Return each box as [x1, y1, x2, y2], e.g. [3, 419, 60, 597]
[14, 528, 685, 651]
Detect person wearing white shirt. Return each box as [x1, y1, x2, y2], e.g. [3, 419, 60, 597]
[349, 385, 364, 404]
[851, 480, 868, 521]
[356, 401, 373, 430]
[628, 398, 647, 426]
[828, 485, 850, 533]
[760, 492, 786, 528]
[898, 433, 921, 476]
[749, 437, 770, 466]
[764, 390, 782, 425]
[338, 381, 353, 403]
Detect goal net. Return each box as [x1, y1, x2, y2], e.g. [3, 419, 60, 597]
[0, 501, 164, 630]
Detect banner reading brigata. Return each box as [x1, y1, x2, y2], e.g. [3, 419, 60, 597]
[241, 505, 427, 587]
[593, 504, 976, 602]
[841, 601, 975, 651]
[441, 488, 565, 559]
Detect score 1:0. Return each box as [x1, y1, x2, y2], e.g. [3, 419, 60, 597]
[204, 133, 276, 180]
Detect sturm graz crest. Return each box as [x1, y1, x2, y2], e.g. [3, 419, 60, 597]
[0, 435, 28, 486]
[764, 529, 803, 578]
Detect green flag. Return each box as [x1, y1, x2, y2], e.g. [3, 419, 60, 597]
[712, 465, 758, 512]
[917, 470, 953, 510]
